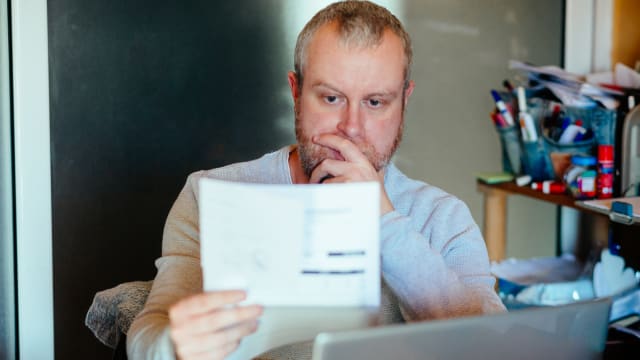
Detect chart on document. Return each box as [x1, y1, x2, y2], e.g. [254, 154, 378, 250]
[199, 178, 380, 307]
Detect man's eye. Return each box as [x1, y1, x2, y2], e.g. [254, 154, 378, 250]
[368, 99, 381, 107]
[325, 95, 338, 104]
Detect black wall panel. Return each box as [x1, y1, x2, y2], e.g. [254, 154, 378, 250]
[48, 1, 293, 358]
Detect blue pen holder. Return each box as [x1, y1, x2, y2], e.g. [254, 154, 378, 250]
[493, 90, 523, 175]
[497, 125, 523, 175]
[522, 139, 555, 181]
[517, 101, 554, 181]
[491, 95, 617, 182]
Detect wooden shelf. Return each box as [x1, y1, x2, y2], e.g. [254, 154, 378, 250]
[476, 179, 607, 262]
[476, 180, 606, 216]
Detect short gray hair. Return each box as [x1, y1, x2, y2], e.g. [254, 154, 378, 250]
[294, 0, 413, 89]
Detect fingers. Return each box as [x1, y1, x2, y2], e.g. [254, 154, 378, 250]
[309, 152, 379, 185]
[174, 319, 259, 360]
[313, 134, 368, 163]
[309, 134, 394, 213]
[171, 304, 263, 340]
[169, 291, 264, 360]
[309, 159, 350, 184]
[169, 290, 246, 325]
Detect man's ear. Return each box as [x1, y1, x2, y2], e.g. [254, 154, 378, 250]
[287, 71, 300, 102]
[403, 80, 415, 107]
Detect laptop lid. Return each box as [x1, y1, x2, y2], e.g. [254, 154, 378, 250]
[312, 298, 612, 360]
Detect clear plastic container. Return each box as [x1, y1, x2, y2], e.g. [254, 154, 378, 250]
[563, 154, 597, 199]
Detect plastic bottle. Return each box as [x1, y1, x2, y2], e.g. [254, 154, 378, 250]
[563, 154, 597, 199]
[596, 145, 614, 199]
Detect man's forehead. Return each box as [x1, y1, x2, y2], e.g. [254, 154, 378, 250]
[303, 30, 405, 90]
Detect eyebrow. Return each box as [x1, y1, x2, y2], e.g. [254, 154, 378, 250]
[311, 82, 399, 99]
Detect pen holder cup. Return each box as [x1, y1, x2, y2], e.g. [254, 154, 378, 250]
[497, 125, 523, 175]
[589, 107, 617, 145]
[560, 105, 617, 145]
[522, 139, 555, 181]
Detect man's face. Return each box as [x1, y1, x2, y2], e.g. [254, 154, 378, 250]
[290, 22, 414, 178]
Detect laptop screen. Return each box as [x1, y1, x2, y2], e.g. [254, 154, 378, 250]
[312, 298, 611, 360]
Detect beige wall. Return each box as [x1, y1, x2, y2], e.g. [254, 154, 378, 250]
[393, 0, 564, 259]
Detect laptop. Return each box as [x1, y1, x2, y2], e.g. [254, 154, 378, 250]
[312, 298, 611, 360]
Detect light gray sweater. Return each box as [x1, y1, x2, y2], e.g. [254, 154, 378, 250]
[127, 146, 506, 359]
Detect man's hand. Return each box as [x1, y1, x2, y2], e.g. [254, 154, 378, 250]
[169, 290, 263, 360]
[309, 134, 395, 214]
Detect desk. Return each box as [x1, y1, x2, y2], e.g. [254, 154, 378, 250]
[476, 180, 606, 261]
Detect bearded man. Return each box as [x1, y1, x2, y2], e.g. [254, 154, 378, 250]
[128, 1, 505, 359]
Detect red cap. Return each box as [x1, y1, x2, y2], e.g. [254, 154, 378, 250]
[598, 144, 614, 162]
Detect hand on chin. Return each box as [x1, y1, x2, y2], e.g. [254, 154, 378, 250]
[308, 134, 379, 185]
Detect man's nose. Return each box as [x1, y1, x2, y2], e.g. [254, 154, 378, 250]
[336, 103, 363, 139]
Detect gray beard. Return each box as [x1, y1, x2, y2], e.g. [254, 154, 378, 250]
[295, 122, 402, 179]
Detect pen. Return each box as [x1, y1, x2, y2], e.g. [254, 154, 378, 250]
[517, 87, 537, 142]
[548, 105, 562, 127]
[490, 90, 515, 126]
[495, 112, 508, 127]
[490, 112, 507, 128]
[531, 181, 566, 194]
[551, 116, 571, 141]
[503, 79, 514, 92]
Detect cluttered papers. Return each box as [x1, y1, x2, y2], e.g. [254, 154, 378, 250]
[199, 178, 381, 359]
[509, 60, 627, 109]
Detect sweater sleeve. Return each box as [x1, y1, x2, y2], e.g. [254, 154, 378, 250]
[127, 173, 204, 360]
[380, 195, 506, 321]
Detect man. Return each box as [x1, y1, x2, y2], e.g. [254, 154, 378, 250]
[128, 1, 506, 359]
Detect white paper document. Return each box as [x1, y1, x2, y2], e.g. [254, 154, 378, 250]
[199, 178, 381, 306]
[198, 178, 381, 358]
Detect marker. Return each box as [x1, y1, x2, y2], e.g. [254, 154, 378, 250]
[531, 181, 566, 194]
[551, 105, 562, 124]
[517, 87, 537, 142]
[494, 112, 508, 127]
[490, 90, 515, 126]
[490, 112, 506, 128]
[545, 104, 562, 128]
[503, 79, 514, 92]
